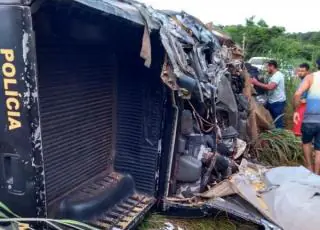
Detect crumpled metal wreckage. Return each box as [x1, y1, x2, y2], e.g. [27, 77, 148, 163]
[120, 1, 284, 229]
[6, 0, 283, 229]
[203, 159, 320, 230]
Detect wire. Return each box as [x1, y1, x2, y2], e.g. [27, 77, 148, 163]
[187, 100, 215, 126]
[194, 111, 214, 133]
[187, 100, 216, 133]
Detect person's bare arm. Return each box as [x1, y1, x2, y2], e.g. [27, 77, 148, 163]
[300, 98, 307, 104]
[251, 78, 277, 90]
[293, 74, 313, 109]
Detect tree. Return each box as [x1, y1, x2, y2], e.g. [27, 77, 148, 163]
[257, 19, 268, 28]
[222, 17, 319, 66]
[223, 17, 285, 57]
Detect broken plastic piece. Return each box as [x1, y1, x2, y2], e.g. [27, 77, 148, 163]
[176, 155, 202, 183]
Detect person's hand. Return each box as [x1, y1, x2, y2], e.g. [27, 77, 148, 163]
[202, 151, 215, 164]
[250, 78, 259, 85]
[293, 112, 300, 125]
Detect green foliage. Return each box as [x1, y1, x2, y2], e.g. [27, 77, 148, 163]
[284, 76, 300, 129]
[253, 129, 304, 166]
[139, 214, 258, 230]
[287, 32, 320, 46]
[222, 17, 320, 65]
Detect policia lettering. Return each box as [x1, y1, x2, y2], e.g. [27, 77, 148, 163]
[1, 49, 22, 130]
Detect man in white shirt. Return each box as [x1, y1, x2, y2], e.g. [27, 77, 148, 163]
[251, 60, 286, 128]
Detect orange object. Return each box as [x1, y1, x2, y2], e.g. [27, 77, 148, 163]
[292, 103, 306, 136]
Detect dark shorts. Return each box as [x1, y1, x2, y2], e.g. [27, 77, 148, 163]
[302, 123, 320, 150]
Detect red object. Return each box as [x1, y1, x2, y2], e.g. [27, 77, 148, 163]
[292, 103, 306, 136]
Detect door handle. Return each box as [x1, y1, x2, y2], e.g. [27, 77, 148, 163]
[2, 153, 25, 195]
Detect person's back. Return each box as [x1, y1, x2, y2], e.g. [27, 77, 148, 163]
[294, 63, 320, 174]
[304, 71, 320, 123]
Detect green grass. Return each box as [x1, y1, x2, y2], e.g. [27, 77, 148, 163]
[253, 129, 304, 166]
[138, 214, 258, 230]
[284, 76, 300, 129]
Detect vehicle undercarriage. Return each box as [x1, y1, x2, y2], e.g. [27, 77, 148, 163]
[0, 0, 278, 229]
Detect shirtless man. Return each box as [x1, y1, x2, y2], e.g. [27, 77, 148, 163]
[294, 59, 320, 174]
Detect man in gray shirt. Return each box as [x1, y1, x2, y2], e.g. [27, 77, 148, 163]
[251, 60, 286, 128]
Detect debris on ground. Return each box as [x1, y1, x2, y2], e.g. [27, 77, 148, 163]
[139, 214, 259, 230]
[215, 159, 320, 230]
[161, 222, 184, 230]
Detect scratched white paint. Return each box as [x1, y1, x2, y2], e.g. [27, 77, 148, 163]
[31, 91, 38, 100]
[22, 32, 30, 65]
[33, 126, 41, 141]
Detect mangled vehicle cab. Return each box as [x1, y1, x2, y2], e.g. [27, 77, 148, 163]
[0, 0, 277, 229]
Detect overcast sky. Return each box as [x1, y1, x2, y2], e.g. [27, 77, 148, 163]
[139, 0, 319, 33]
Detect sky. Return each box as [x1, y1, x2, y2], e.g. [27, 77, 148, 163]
[139, 0, 319, 33]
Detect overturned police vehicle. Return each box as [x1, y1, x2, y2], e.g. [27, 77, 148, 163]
[0, 0, 276, 229]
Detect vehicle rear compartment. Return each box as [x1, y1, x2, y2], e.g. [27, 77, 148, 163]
[33, 1, 165, 228]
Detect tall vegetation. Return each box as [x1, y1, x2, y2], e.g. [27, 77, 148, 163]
[221, 17, 320, 68]
[284, 77, 300, 129]
[254, 129, 304, 166]
[220, 17, 319, 129]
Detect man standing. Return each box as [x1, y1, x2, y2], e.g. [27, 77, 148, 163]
[294, 59, 320, 174]
[251, 60, 286, 128]
[293, 63, 310, 135]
